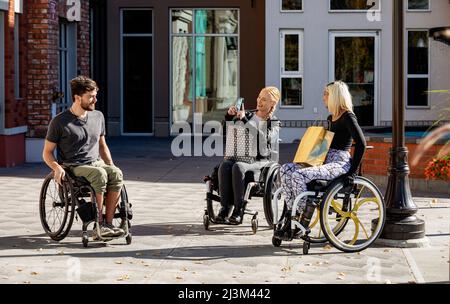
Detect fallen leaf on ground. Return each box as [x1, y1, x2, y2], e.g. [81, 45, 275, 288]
[176, 276, 183, 280]
[194, 261, 203, 264]
[117, 275, 130, 281]
[323, 244, 332, 250]
[181, 267, 188, 272]
[338, 272, 346, 276]
[114, 261, 123, 265]
[240, 270, 245, 273]
[17, 268, 23, 272]
[1, 276, 8, 279]
[281, 266, 292, 272]
[36, 248, 43, 252]
[23, 281, 30, 284]
[304, 263, 312, 266]
[30, 272, 39, 276]
[57, 251, 64, 255]
[383, 249, 392, 253]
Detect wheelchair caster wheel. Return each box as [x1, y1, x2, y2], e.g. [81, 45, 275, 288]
[126, 233, 132, 245]
[303, 241, 310, 255]
[272, 236, 282, 247]
[82, 233, 89, 248]
[203, 214, 210, 230]
[251, 218, 258, 234]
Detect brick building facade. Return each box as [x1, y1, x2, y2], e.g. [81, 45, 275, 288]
[0, 0, 90, 167]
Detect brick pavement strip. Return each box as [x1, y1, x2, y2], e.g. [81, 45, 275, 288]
[0, 139, 448, 284]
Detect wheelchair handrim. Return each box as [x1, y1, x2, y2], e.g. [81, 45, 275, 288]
[39, 173, 75, 240]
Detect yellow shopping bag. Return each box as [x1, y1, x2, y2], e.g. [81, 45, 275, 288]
[293, 126, 335, 166]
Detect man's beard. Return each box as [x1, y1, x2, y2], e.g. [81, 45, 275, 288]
[81, 103, 95, 111]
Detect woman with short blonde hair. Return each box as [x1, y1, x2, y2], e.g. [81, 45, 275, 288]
[216, 86, 281, 225]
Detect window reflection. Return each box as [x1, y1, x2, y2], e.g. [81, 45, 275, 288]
[171, 9, 239, 124]
[172, 10, 193, 34]
[195, 10, 238, 34]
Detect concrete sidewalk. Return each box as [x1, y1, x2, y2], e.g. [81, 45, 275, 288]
[0, 137, 448, 284]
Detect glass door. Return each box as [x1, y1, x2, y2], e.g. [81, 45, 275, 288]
[330, 32, 378, 126]
[120, 9, 153, 135]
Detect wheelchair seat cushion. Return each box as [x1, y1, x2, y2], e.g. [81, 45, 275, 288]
[306, 179, 331, 192]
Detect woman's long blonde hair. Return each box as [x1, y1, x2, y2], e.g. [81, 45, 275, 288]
[326, 81, 354, 117]
[262, 86, 281, 120]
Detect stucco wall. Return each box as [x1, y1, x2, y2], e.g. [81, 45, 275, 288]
[266, 0, 450, 142]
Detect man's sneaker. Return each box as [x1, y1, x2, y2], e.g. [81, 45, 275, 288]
[92, 224, 115, 241]
[104, 223, 125, 237]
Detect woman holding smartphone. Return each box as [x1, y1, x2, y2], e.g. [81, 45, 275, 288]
[216, 87, 281, 225]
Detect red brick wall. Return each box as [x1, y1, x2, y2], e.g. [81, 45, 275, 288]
[25, 0, 60, 138]
[4, 0, 27, 128]
[360, 142, 447, 179]
[25, 0, 91, 138]
[77, 0, 90, 76]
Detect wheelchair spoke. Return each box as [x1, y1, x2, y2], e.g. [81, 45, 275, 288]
[348, 217, 360, 245]
[353, 215, 370, 239]
[309, 208, 320, 229]
[331, 200, 350, 219]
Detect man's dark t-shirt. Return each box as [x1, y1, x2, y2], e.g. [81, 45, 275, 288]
[46, 110, 105, 165]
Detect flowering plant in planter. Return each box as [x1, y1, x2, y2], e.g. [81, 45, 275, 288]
[424, 154, 450, 181]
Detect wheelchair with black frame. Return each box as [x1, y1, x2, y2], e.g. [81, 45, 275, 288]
[203, 160, 281, 234]
[270, 146, 386, 254]
[39, 167, 133, 247]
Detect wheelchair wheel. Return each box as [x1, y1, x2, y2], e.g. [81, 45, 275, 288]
[263, 166, 280, 227]
[272, 236, 282, 247]
[251, 218, 258, 234]
[320, 177, 386, 253]
[203, 214, 210, 230]
[113, 185, 132, 235]
[206, 185, 222, 223]
[39, 173, 76, 241]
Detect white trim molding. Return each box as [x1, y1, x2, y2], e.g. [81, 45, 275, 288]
[0, 125, 27, 136]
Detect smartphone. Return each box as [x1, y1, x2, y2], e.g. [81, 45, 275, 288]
[235, 98, 244, 111]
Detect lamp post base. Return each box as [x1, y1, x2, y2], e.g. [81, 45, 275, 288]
[373, 216, 429, 248]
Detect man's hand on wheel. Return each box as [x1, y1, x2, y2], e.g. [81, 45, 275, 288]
[54, 166, 66, 185]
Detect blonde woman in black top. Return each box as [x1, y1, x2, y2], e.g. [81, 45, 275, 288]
[276, 81, 367, 237]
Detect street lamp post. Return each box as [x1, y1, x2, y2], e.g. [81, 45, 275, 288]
[377, 0, 427, 246]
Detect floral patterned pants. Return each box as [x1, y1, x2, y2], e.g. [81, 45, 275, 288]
[280, 149, 351, 211]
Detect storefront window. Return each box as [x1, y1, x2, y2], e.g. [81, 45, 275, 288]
[171, 9, 239, 124]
